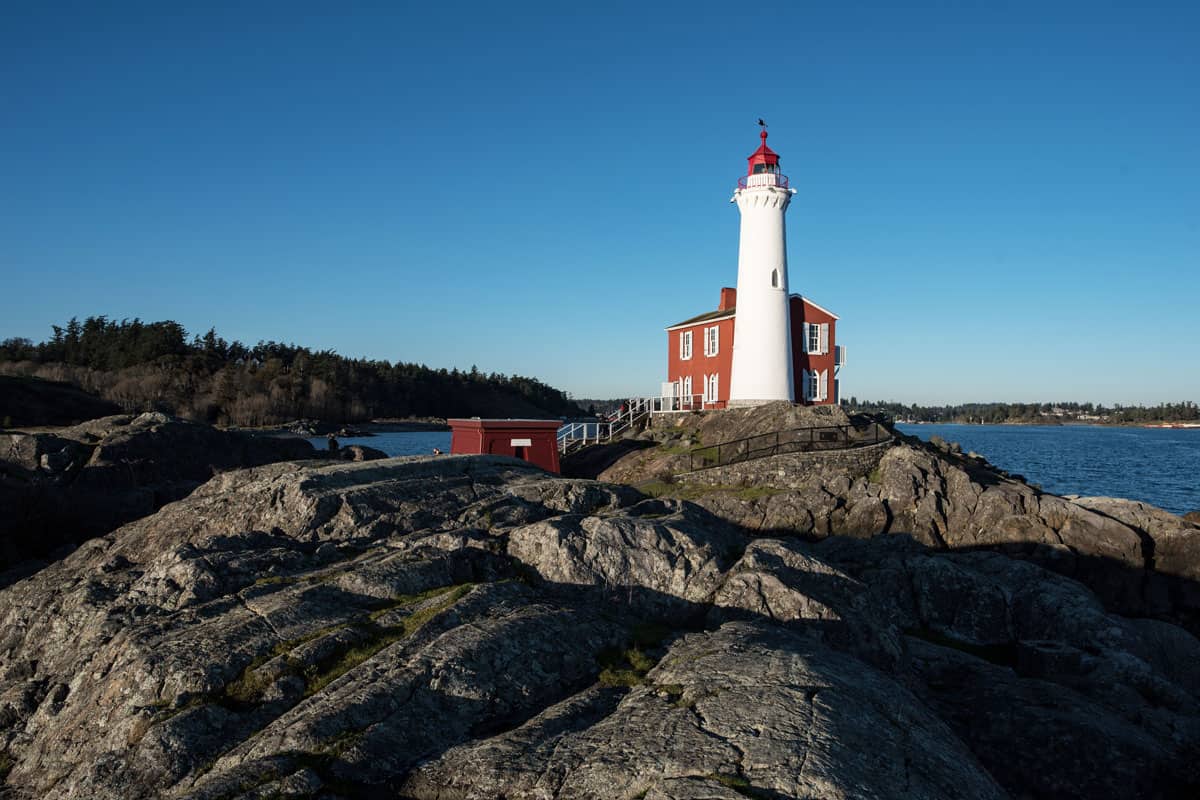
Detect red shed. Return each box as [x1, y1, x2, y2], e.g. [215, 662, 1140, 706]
[447, 418, 562, 474]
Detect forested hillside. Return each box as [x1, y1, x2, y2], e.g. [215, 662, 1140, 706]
[843, 397, 1200, 425]
[0, 317, 583, 426]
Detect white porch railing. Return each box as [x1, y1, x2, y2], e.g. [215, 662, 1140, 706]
[556, 394, 716, 455]
[557, 396, 653, 455]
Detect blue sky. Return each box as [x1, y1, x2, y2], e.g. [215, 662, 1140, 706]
[2, 1, 1197, 405]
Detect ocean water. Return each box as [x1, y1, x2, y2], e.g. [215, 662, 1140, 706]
[896, 423, 1199, 516]
[308, 430, 452, 457]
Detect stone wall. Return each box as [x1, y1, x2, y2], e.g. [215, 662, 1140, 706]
[676, 440, 894, 488]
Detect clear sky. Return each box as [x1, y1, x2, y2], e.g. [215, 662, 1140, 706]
[2, 1, 1197, 405]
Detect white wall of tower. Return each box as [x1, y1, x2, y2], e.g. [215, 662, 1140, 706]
[728, 182, 795, 405]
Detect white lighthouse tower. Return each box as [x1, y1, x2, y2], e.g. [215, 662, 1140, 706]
[728, 127, 796, 406]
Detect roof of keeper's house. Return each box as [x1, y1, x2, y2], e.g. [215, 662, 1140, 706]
[665, 308, 736, 331]
[666, 293, 838, 332]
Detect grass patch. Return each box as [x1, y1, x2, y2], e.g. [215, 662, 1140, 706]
[252, 574, 299, 588]
[597, 643, 660, 689]
[223, 660, 277, 706]
[595, 620, 677, 688]
[658, 683, 686, 706]
[304, 584, 473, 696]
[367, 584, 469, 621]
[221, 621, 355, 706]
[635, 480, 679, 499]
[732, 485, 781, 500]
[867, 466, 882, 484]
[219, 583, 476, 707]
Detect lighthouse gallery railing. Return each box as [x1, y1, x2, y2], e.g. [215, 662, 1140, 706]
[737, 173, 790, 190]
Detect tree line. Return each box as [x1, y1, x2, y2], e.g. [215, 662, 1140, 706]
[0, 316, 583, 426]
[841, 397, 1200, 425]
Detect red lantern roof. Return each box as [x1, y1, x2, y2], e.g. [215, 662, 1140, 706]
[746, 129, 780, 175]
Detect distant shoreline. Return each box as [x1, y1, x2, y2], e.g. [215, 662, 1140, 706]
[240, 419, 450, 438]
[896, 420, 1200, 429]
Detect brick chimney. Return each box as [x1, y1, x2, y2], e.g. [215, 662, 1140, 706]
[718, 287, 737, 311]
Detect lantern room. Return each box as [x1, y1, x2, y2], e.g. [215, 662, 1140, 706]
[738, 129, 789, 190]
[747, 129, 781, 175]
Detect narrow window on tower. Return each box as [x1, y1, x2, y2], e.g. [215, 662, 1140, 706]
[771, 269, 778, 288]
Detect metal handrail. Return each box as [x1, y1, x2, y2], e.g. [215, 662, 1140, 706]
[557, 396, 657, 454]
[688, 421, 889, 471]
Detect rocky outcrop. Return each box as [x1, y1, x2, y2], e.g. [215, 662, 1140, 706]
[1, 455, 1198, 799]
[0, 413, 316, 574]
[329, 443, 389, 462]
[658, 436, 1200, 635]
[586, 401, 882, 484]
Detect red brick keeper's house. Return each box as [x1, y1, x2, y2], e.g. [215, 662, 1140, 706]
[665, 287, 844, 409]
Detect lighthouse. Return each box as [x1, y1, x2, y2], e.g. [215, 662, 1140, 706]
[727, 127, 796, 406]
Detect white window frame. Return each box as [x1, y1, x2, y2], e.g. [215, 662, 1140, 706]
[679, 330, 693, 360]
[708, 373, 719, 404]
[681, 375, 693, 405]
[803, 369, 822, 402]
[704, 325, 720, 356]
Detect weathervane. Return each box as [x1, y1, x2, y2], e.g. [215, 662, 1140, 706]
[757, 118, 767, 129]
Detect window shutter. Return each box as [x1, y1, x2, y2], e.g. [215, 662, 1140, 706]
[713, 373, 719, 403]
[802, 323, 811, 354]
[713, 325, 719, 355]
[820, 324, 829, 355]
[820, 370, 828, 401]
[802, 370, 811, 401]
